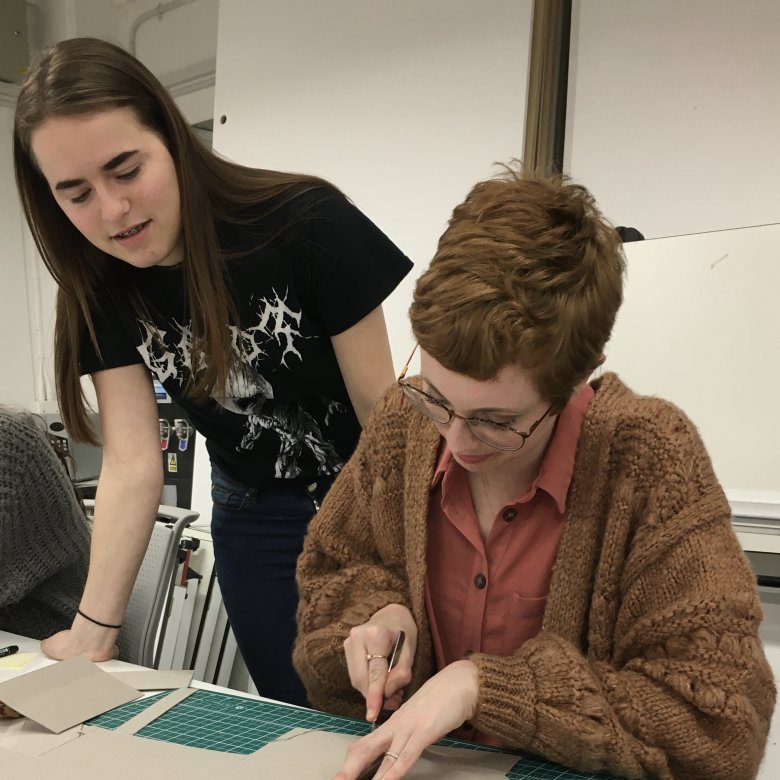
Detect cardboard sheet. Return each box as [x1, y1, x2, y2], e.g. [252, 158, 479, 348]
[242, 728, 520, 778]
[109, 668, 194, 691]
[1, 721, 520, 779]
[115, 687, 196, 734]
[32, 727, 249, 780]
[0, 744, 47, 772]
[0, 717, 83, 757]
[0, 656, 140, 733]
[39, 728, 518, 780]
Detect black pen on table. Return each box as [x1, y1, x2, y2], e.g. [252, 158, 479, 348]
[0, 645, 19, 658]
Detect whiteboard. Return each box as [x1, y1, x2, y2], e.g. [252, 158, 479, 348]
[601, 223, 780, 496]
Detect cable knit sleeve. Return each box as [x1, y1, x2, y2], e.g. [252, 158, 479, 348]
[469, 399, 775, 780]
[294, 388, 414, 716]
[0, 410, 90, 639]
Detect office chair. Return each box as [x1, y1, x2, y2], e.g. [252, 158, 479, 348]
[82, 500, 198, 667]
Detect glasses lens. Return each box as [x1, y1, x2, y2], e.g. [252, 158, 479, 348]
[467, 420, 526, 451]
[400, 385, 451, 424]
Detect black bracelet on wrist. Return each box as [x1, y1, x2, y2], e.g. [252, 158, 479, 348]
[77, 608, 121, 630]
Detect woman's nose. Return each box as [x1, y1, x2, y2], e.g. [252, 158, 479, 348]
[99, 189, 131, 223]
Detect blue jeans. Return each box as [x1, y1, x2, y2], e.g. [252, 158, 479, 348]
[210, 463, 333, 706]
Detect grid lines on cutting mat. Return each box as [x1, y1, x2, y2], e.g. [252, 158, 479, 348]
[89, 688, 612, 779]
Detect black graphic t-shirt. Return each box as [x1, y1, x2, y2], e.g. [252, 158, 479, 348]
[80, 187, 413, 487]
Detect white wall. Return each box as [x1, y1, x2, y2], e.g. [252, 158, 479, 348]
[120, 0, 219, 78]
[566, 0, 780, 238]
[213, 0, 534, 367]
[0, 103, 37, 407]
[31, 0, 219, 71]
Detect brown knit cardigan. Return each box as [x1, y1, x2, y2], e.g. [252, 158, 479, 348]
[294, 373, 775, 779]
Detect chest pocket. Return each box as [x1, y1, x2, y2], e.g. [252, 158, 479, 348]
[501, 592, 548, 656]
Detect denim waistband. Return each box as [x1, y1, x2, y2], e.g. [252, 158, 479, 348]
[210, 461, 335, 505]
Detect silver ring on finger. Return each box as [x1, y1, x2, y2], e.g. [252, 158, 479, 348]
[384, 751, 400, 760]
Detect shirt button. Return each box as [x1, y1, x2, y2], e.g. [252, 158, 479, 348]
[502, 508, 517, 522]
[474, 573, 487, 589]
[306, 482, 318, 493]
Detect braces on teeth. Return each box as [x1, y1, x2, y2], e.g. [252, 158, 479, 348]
[118, 223, 144, 237]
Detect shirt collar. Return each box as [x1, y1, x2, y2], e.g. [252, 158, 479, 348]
[430, 383, 594, 513]
[534, 383, 594, 512]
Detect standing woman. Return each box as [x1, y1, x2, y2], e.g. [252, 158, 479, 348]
[14, 37, 412, 706]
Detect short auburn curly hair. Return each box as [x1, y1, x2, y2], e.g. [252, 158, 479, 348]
[410, 166, 625, 411]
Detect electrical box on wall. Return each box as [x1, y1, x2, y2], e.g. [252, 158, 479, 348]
[42, 412, 104, 483]
[0, 0, 29, 84]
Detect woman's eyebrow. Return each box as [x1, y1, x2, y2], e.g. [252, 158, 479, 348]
[54, 150, 139, 191]
[101, 149, 139, 171]
[422, 379, 526, 416]
[55, 176, 86, 192]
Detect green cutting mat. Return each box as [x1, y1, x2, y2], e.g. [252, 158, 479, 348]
[89, 688, 613, 779]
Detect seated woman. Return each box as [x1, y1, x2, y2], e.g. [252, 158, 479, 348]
[0, 408, 90, 640]
[293, 169, 775, 780]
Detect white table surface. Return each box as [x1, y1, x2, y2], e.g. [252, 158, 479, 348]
[0, 629, 308, 711]
[0, 629, 272, 702]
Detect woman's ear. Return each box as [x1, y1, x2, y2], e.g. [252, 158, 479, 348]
[580, 354, 606, 385]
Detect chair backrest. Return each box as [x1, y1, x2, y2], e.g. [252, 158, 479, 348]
[82, 501, 198, 667]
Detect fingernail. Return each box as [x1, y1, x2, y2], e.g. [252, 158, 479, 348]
[366, 709, 375, 721]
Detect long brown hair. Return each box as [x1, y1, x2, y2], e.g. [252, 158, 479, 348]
[14, 37, 331, 443]
[410, 166, 625, 412]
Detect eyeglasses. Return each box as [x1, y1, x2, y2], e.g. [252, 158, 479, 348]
[397, 344, 555, 452]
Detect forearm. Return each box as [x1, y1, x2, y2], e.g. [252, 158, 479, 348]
[472, 621, 773, 780]
[472, 633, 650, 778]
[79, 459, 163, 625]
[41, 363, 166, 659]
[295, 471, 411, 711]
[294, 559, 411, 714]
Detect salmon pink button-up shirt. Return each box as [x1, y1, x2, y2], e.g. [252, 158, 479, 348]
[424, 384, 594, 744]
